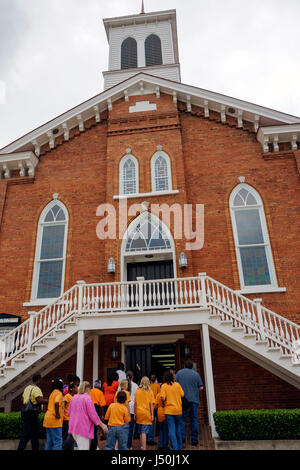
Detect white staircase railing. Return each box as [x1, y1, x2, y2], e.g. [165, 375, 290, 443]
[205, 276, 300, 358]
[0, 274, 299, 371]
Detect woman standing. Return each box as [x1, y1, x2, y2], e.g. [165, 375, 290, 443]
[134, 376, 155, 451]
[43, 378, 64, 450]
[126, 370, 138, 450]
[68, 381, 108, 450]
[160, 371, 184, 451]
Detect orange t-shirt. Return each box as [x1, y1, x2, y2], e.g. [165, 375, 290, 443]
[43, 389, 64, 428]
[150, 382, 161, 398]
[155, 392, 166, 423]
[90, 388, 106, 407]
[63, 393, 73, 421]
[114, 390, 131, 403]
[105, 402, 130, 427]
[134, 388, 155, 425]
[160, 382, 184, 416]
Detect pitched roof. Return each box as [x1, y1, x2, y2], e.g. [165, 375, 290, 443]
[1, 72, 299, 157]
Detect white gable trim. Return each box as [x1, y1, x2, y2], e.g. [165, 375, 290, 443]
[1, 73, 300, 157]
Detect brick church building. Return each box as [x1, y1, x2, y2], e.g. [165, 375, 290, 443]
[0, 6, 299, 438]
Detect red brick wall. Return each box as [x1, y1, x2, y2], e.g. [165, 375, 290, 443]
[2, 91, 300, 412]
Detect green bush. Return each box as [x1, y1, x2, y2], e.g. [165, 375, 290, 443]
[0, 412, 46, 440]
[213, 409, 300, 441]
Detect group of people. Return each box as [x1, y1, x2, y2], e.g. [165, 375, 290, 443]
[17, 360, 204, 451]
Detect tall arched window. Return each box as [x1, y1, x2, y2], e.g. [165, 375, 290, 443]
[145, 34, 163, 67]
[31, 200, 68, 300]
[120, 154, 139, 195]
[151, 151, 172, 192]
[121, 37, 138, 69]
[230, 184, 277, 290]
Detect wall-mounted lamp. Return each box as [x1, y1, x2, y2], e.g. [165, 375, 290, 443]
[111, 346, 119, 360]
[179, 252, 188, 269]
[181, 342, 191, 358]
[107, 257, 116, 274]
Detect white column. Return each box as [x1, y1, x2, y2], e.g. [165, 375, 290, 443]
[92, 335, 99, 384]
[201, 324, 218, 438]
[76, 330, 85, 381]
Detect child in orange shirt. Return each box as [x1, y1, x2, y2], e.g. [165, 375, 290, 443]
[105, 391, 130, 450]
[155, 386, 169, 450]
[134, 376, 155, 450]
[148, 374, 160, 445]
[114, 379, 131, 415]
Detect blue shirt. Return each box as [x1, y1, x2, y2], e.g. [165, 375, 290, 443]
[175, 368, 203, 404]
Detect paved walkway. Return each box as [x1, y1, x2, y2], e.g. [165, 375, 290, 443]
[98, 423, 214, 451]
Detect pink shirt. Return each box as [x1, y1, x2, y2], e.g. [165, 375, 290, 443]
[68, 393, 100, 439]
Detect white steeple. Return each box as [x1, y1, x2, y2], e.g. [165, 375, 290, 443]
[102, 9, 181, 90]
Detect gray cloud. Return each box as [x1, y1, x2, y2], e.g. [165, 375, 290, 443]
[0, 0, 300, 148]
[0, 0, 29, 77]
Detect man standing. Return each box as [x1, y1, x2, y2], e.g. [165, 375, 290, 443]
[175, 360, 204, 446]
[18, 374, 48, 451]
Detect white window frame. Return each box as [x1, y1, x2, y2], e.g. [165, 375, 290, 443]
[119, 154, 139, 196]
[151, 151, 172, 193]
[230, 183, 279, 293]
[31, 200, 68, 303]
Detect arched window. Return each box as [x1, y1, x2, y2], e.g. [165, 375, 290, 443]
[145, 34, 163, 67]
[31, 200, 68, 300]
[120, 154, 139, 195]
[121, 37, 138, 69]
[125, 213, 172, 253]
[151, 151, 172, 192]
[230, 184, 277, 290]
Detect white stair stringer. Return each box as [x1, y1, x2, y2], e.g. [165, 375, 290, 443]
[0, 319, 79, 400]
[207, 315, 300, 389]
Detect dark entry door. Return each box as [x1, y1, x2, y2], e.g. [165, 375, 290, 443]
[127, 260, 174, 308]
[125, 345, 152, 383]
[127, 260, 174, 281]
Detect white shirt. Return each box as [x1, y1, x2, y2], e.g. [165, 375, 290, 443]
[128, 381, 138, 415]
[116, 370, 126, 381]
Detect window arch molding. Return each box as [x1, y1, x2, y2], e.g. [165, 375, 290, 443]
[145, 34, 163, 67]
[31, 199, 69, 302]
[229, 183, 278, 291]
[120, 211, 176, 281]
[121, 37, 138, 69]
[151, 150, 172, 193]
[119, 153, 139, 196]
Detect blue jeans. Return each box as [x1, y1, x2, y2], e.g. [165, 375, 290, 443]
[127, 415, 135, 449]
[105, 425, 128, 450]
[45, 427, 63, 450]
[158, 420, 169, 450]
[180, 402, 199, 443]
[165, 414, 182, 451]
[147, 410, 156, 442]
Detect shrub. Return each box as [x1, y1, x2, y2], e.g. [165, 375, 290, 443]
[0, 412, 46, 440]
[213, 409, 300, 441]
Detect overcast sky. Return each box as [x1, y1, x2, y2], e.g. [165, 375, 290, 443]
[0, 0, 299, 149]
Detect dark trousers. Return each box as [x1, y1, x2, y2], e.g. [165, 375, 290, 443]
[90, 403, 101, 451]
[17, 412, 40, 451]
[62, 420, 75, 451]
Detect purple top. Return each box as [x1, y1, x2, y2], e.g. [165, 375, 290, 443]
[68, 393, 100, 439]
